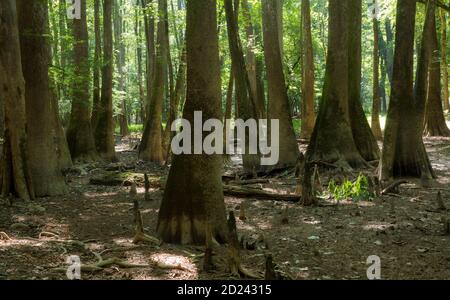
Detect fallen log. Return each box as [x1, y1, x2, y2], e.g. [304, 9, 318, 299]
[223, 185, 300, 202]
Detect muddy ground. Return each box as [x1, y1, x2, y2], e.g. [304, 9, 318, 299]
[1, 136, 450, 280]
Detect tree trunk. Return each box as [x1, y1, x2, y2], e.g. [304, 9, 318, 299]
[141, 0, 156, 121]
[157, 0, 228, 244]
[135, 2, 145, 124]
[17, 0, 68, 196]
[380, 0, 434, 181]
[95, 0, 117, 161]
[300, 0, 316, 139]
[423, 2, 450, 136]
[372, 13, 383, 140]
[304, 0, 367, 169]
[347, 0, 380, 162]
[262, 0, 300, 168]
[91, 0, 102, 128]
[0, 0, 35, 201]
[441, 8, 449, 111]
[225, 0, 261, 173]
[139, 0, 168, 163]
[67, 0, 98, 162]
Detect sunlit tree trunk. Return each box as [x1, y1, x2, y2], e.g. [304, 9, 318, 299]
[372, 12, 383, 140]
[441, 8, 449, 111]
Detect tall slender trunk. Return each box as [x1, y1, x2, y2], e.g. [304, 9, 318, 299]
[300, 0, 316, 139]
[91, 0, 102, 128]
[262, 0, 301, 169]
[157, 0, 228, 244]
[67, 0, 98, 162]
[441, 8, 449, 111]
[95, 0, 117, 161]
[0, 0, 35, 201]
[141, 0, 156, 121]
[372, 12, 383, 140]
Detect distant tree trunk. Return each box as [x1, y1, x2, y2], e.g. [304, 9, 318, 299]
[95, 0, 117, 161]
[91, 0, 102, 128]
[17, 0, 68, 196]
[114, 0, 129, 137]
[423, 2, 450, 136]
[380, 0, 434, 181]
[58, 0, 68, 111]
[225, 0, 261, 173]
[139, 0, 168, 163]
[347, 0, 380, 161]
[441, 9, 449, 111]
[141, 0, 156, 121]
[135, 1, 145, 123]
[67, 0, 98, 162]
[372, 12, 383, 140]
[262, 0, 300, 168]
[300, 0, 316, 139]
[0, 0, 35, 201]
[242, 0, 266, 119]
[157, 0, 228, 244]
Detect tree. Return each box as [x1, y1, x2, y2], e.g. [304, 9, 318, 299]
[262, 0, 300, 168]
[303, 0, 368, 171]
[225, 0, 261, 173]
[0, 0, 35, 201]
[371, 5, 383, 140]
[441, 8, 449, 111]
[423, 2, 450, 137]
[139, 0, 169, 163]
[91, 0, 102, 128]
[157, 0, 228, 244]
[380, 0, 434, 181]
[95, 0, 117, 161]
[67, 0, 98, 162]
[17, 0, 67, 196]
[300, 0, 316, 139]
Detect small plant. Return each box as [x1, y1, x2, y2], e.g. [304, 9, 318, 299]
[326, 174, 373, 202]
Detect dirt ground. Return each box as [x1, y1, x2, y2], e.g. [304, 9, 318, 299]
[1, 136, 450, 280]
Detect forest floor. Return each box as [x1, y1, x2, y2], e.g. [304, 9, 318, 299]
[1, 131, 450, 280]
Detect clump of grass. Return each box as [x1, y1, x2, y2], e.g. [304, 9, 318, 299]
[326, 174, 374, 202]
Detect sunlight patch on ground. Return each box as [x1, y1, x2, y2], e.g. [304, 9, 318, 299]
[150, 252, 197, 277]
[362, 222, 396, 232]
[83, 191, 120, 198]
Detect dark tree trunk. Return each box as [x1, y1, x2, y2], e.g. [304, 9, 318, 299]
[423, 2, 450, 136]
[441, 8, 449, 111]
[17, 0, 68, 196]
[372, 12, 383, 140]
[67, 0, 98, 162]
[262, 0, 301, 168]
[300, 0, 316, 139]
[141, 0, 156, 121]
[95, 0, 117, 161]
[91, 0, 102, 128]
[0, 0, 35, 201]
[380, 0, 434, 181]
[157, 0, 228, 244]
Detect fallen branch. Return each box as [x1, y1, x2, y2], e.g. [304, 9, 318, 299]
[223, 185, 300, 202]
[381, 180, 408, 195]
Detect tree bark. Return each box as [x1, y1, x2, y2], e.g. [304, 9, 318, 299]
[139, 0, 168, 163]
[91, 0, 102, 128]
[423, 2, 450, 136]
[262, 0, 301, 168]
[441, 8, 449, 111]
[380, 0, 434, 181]
[141, 0, 156, 121]
[372, 12, 383, 140]
[300, 0, 316, 139]
[17, 0, 68, 196]
[157, 0, 228, 245]
[67, 0, 98, 162]
[95, 0, 117, 161]
[0, 0, 35, 201]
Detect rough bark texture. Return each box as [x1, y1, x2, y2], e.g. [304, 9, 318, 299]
[67, 0, 98, 162]
[95, 0, 117, 161]
[372, 14, 383, 140]
[0, 0, 35, 201]
[141, 0, 156, 121]
[17, 0, 67, 196]
[157, 0, 228, 245]
[91, 0, 102, 128]
[441, 8, 449, 111]
[423, 3, 450, 137]
[262, 0, 300, 168]
[380, 0, 434, 181]
[225, 0, 261, 173]
[304, 0, 367, 169]
[139, 0, 168, 163]
[300, 0, 316, 140]
[347, 0, 380, 162]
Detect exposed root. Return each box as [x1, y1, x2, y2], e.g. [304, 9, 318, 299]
[0, 232, 11, 241]
[132, 199, 160, 244]
[381, 180, 408, 195]
[53, 256, 150, 274]
[39, 231, 60, 239]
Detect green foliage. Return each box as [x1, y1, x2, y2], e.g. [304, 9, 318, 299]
[326, 174, 373, 202]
